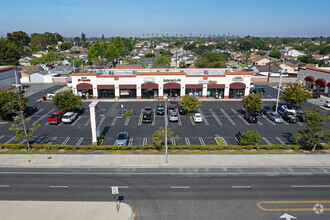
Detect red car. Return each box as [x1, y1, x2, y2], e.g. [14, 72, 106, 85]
[48, 112, 64, 125]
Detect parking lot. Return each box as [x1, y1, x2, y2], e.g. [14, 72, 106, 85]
[0, 85, 329, 146]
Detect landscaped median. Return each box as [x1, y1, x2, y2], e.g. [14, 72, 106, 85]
[0, 143, 329, 153]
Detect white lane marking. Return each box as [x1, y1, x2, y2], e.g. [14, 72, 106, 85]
[76, 138, 83, 146]
[152, 113, 156, 125]
[220, 109, 236, 125]
[209, 109, 222, 125]
[257, 120, 263, 125]
[62, 137, 70, 145]
[185, 137, 190, 145]
[276, 137, 285, 145]
[138, 109, 143, 126]
[199, 137, 205, 145]
[84, 118, 90, 126]
[172, 139, 176, 146]
[190, 117, 196, 125]
[0, 135, 4, 140]
[71, 116, 81, 127]
[33, 108, 55, 125]
[291, 185, 330, 188]
[262, 137, 271, 145]
[99, 116, 106, 126]
[198, 109, 209, 125]
[19, 139, 25, 144]
[170, 186, 190, 189]
[33, 136, 44, 145]
[49, 186, 68, 188]
[282, 120, 289, 125]
[177, 110, 182, 126]
[117, 186, 129, 188]
[0, 185, 10, 187]
[128, 138, 134, 145]
[111, 116, 118, 126]
[124, 117, 130, 126]
[47, 137, 57, 145]
[232, 186, 251, 188]
[297, 121, 303, 126]
[143, 138, 147, 145]
[262, 115, 276, 125]
[231, 108, 249, 125]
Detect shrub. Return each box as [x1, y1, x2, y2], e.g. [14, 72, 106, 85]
[123, 110, 133, 118]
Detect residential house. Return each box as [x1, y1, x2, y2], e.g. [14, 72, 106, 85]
[19, 57, 32, 66]
[19, 66, 44, 83]
[254, 65, 285, 77]
[0, 66, 21, 91]
[283, 47, 305, 59]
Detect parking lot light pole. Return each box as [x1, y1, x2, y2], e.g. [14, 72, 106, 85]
[164, 96, 168, 163]
[275, 59, 285, 113]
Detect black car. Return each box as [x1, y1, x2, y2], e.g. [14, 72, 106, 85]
[24, 105, 38, 116]
[73, 107, 85, 115]
[244, 112, 258, 123]
[168, 105, 175, 114]
[296, 112, 307, 122]
[179, 105, 188, 115]
[272, 103, 285, 115]
[312, 92, 320, 99]
[262, 104, 273, 115]
[250, 87, 265, 94]
[145, 107, 152, 112]
[142, 111, 153, 123]
[282, 112, 297, 123]
[156, 105, 165, 115]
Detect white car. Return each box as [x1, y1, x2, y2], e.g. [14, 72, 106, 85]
[62, 112, 78, 124]
[193, 113, 203, 123]
[324, 100, 330, 108]
[282, 105, 296, 114]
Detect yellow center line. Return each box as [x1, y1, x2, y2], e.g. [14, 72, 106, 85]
[257, 201, 330, 212]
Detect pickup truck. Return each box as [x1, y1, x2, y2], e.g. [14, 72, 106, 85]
[48, 112, 64, 125]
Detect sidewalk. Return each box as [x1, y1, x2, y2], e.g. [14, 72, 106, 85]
[0, 201, 135, 220]
[0, 154, 330, 168]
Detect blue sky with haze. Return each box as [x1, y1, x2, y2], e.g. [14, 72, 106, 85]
[0, 0, 329, 37]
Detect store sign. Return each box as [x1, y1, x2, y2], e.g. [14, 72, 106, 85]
[209, 80, 217, 85]
[233, 77, 244, 82]
[144, 77, 155, 83]
[198, 80, 209, 84]
[163, 79, 181, 82]
[120, 91, 130, 95]
[78, 77, 91, 82]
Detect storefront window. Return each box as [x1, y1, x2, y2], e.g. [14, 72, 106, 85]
[207, 89, 224, 99]
[315, 86, 325, 95]
[305, 81, 314, 91]
[185, 89, 202, 98]
[77, 89, 93, 99]
[229, 89, 244, 99]
[142, 89, 158, 99]
[98, 89, 115, 99]
[164, 89, 180, 99]
[120, 89, 136, 99]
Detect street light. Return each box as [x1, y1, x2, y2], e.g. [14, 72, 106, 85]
[275, 59, 285, 113]
[164, 95, 168, 163]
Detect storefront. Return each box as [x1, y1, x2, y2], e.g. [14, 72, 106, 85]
[185, 84, 203, 98]
[77, 83, 93, 99]
[141, 82, 158, 99]
[164, 82, 181, 99]
[119, 85, 136, 99]
[327, 82, 330, 97]
[229, 82, 246, 99]
[304, 76, 314, 91]
[315, 78, 326, 95]
[97, 85, 115, 99]
[207, 84, 225, 99]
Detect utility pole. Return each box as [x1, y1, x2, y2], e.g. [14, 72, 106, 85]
[164, 96, 168, 163]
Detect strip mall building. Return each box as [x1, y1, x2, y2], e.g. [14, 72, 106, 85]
[297, 67, 330, 97]
[70, 68, 252, 100]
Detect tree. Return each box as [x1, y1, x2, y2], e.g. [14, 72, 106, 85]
[239, 40, 252, 51]
[195, 51, 227, 68]
[324, 130, 330, 144]
[292, 107, 325, 151]
[105, 43, 120, 66]
[256, 51, 266, 56]
[60, 42, 72, 50]
[113, 36, 125, 56]
[269, 50, 281, 59]
[87, 42, 102, 62]
[281, 84, 312, 108]
[0, 38, 20, 65]
[52, 90, 82, 112]
[179, 95, 202, 113]
[0, 90, 29, 121]
[242, 92, 263, 113]
[69, 57, 83, 68]
[240, 131, 261, 145]
[30, 33, 47, 49]
[145, 53, 156, 58]
[7, 31, 30, 49]
[153, 127, 179, 150]
[155, 56, 171, 65]
[81, 32, 86, 43]
[74, 37, 80, 44]
[29, 51, 63, 65]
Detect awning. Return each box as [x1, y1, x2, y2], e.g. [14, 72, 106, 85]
[229, 82, 246, 89]
[163, 83, 180, 89]
[304, 75, 315, 82]
[141, 82, 158, 89]
[327, 82, 330, 87]
[76, 83, 93, 90]
[97, 85, 115, 90]
[207, 84, 225, 89]
[185, 84, 203, 89]
[119, 85, 136, 89]
[315, 78, 326, 87]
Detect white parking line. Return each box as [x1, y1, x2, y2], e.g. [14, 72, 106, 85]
[231, 108, 249, 125]
[185, 137, 190, 145]
[32, 108, 55, 125]
[170, 186, 190, 189]
[199, 137, 205, 145]
[257, 120, 263, 125]
[128, 138, 134, 145]
[282, 120, 289, 125]
[262, 137, 271, 145]
[19, 139, 25, 144]
[276, 137, 285, 145]
[220, 109, 236, 125]
[297, 121, 303, 126]
[152, 113, 156, 125]
[62, 137, 70, 145]
[262, 115, 276, 125]
[71, 116, 81, 127]
[49, 186, 68, 188]
[176, 109, 182, 126]
[172, 139, 176, 146]
[138, 109, 143, 126]
[232, 186, 251, 189]
[99, 116, 106, 126]
[291, 185, 330, 188]
[198, 109, 209, 125]
[143, 138, 147, 145]
[0, 185, 10, 188]
[0, 135, 4, 140]
[124, 117, 130, 126]
[111, 116, 118, 126]
[76, 138, 83, 146]
[33, 136, 44, 145]
[209, 109, 222, 125]
[47, 137, 57, 145]
[84, 118, 90, 126]
[190, 117, 196, 125]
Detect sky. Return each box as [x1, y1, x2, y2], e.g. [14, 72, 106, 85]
[0, 0, 330, 38]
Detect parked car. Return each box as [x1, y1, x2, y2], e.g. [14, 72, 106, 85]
[193, 113, 203, 123]
[296, 112, 307, 122]
[282, 112, 297, 123]
[282, 104, 296, 114]
[73, 107, 85, 115]
[115, 132, 129, 145]
[48, 112, 64, 125]
[62, 112, 78, 124]
[168, 112, 178, 122]
[156, 105, 165, 115]
[168, 105, 175, 114]
[312, 92, 320, 99]
[24, 105, 38, 116]
[250, 87, 265, 94]
[272, 103, 285, 115]
[262, 104, 273, 115]
[244, 112, 258, 123]
[324, 100, 330, 108]
[145, 107, 152, 112]
[142, 110, 153, 123]
[267, 112, 283, 123]
[179, 105, 188, 115]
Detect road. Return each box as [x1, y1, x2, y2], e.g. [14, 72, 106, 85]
[0, 168, 330, 219]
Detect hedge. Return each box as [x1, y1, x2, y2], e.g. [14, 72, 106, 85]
[0, 143, 329, 151]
